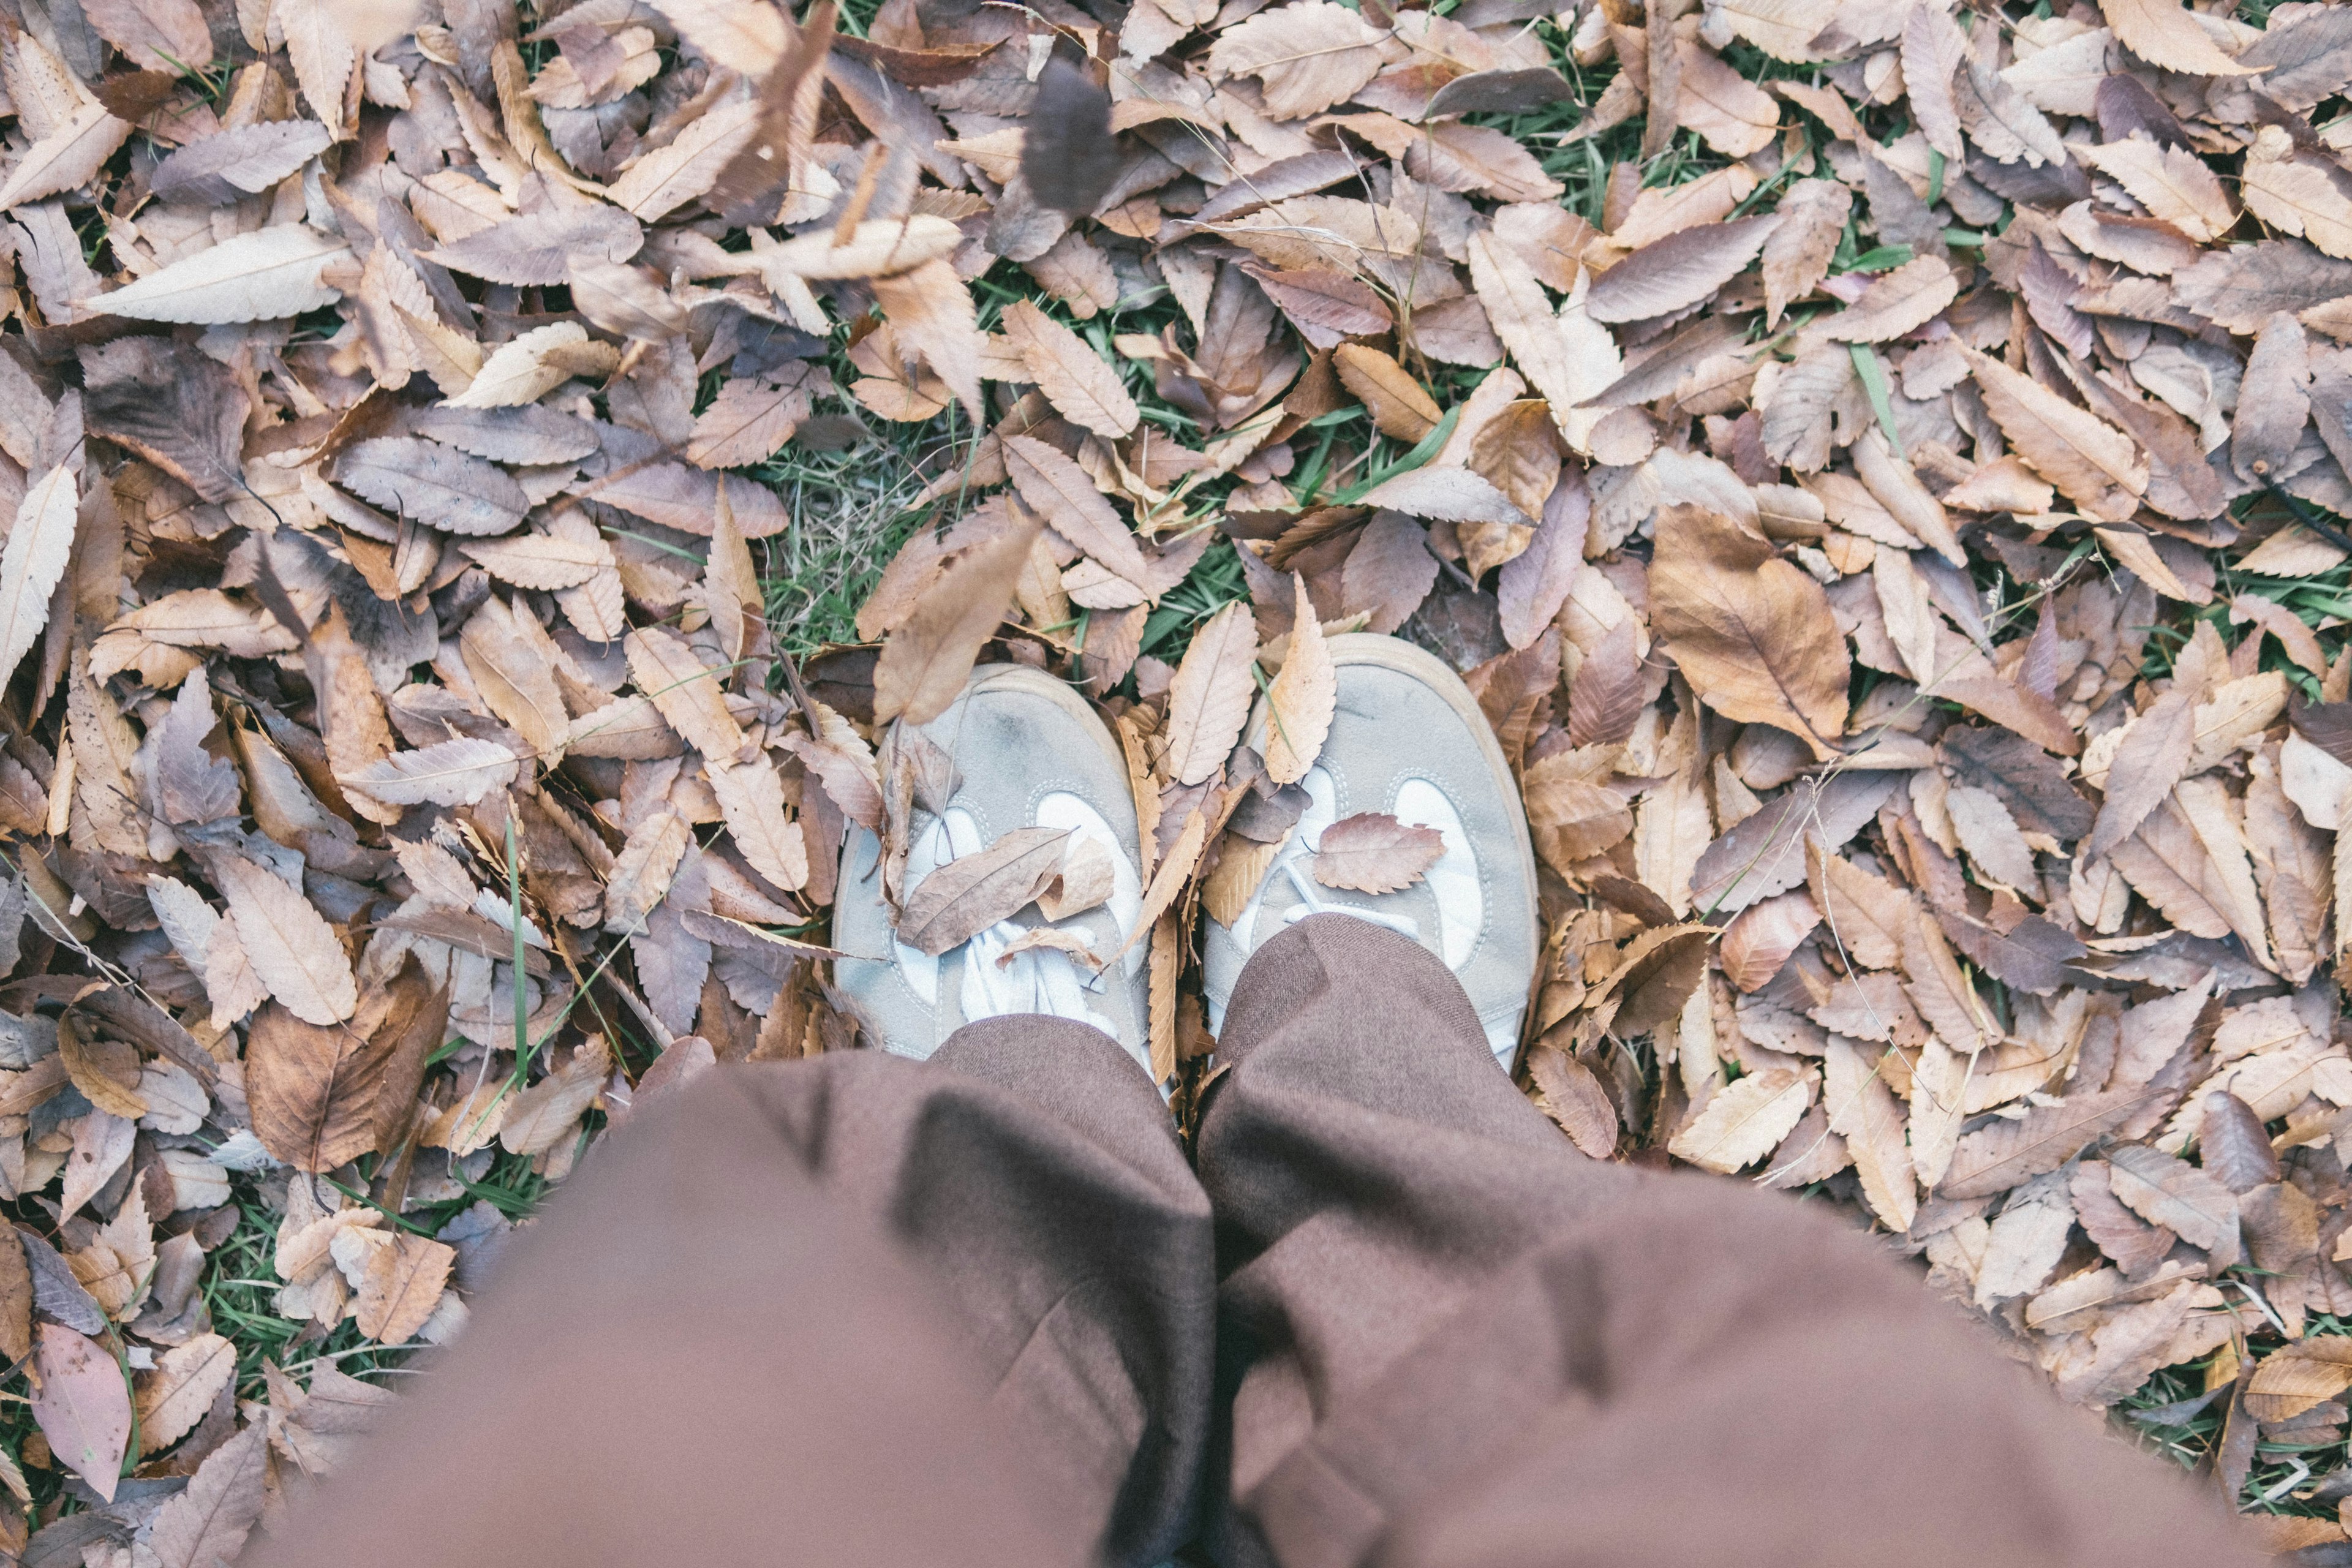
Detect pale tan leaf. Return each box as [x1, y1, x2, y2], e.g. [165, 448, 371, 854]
[134, 1332, 236, 1452]
[1962, 347, 2147, 519]
[1673, 37, 1779, 158]
[0, 464, 77, 696]
[759, 216, 967, 281]
[1001, 300, 1138, 439]
[2076, 135, 2237, 241]
[1708, 0, 1834, 61]
[1719, 888, 1820, 990]
[461, 597, 570, 760]
[2242, 129, 2352, 262]
[710, 756, 809, 894]
[1761, 178, 1850, 327]
[1333, 344, 1442, 441]
[872, 510, 1042, 728]
[872, 260, 984, 422]
[2086, 691, 2195, 859]
[1939, 1089, 2146, 1198]
[352, 1232, 455, 1343]
[213, 858, 356, 1027]
[339, 738, 520, 807]
[1821, 255, 1958, 342]
[273, 0, 355, 129]
[1823, 1035, 1916, 1230]
[142, 1422, 266, 1568]
[1264, 575, 1335, 785]
[1807, 846, 1915, 971]
[85, 225, 350, 324]
[2246, 1338, 2352, 1423]
[1467, 230, 1619, 454]
[1669, 1065, 1815, 1173]
[2098, 0, 2258, 76]
[626, 624, 747, 760]
[606, 98, 760, 220]
[684, 368, 818, 469]
[500, 1037, 611, 1157]
[0, 101, 132, 211]
[1356, 464, 1531, 527]
[1161, 600, 1258, 787]
[461, 529, 614, 591]
[2105, 1143, 2238, 1254]
[1204, 0, 1385, 118]
[443, 322, 616, 410]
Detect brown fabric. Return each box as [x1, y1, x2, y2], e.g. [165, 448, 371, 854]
[249, 915, 2261, 1568]
[1200, 917, 2262, 1568]
[246, 1020, 1211, 1568]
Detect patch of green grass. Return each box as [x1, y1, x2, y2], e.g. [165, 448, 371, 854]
[2120, 1317, 2352, 1520]
[750, 401, 971, 659]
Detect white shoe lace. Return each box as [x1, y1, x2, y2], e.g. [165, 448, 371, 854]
[1274, 851, 1422, 940]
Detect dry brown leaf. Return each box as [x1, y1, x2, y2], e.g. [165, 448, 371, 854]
[2085, 692, 2195, 859]
[1002, 300, 1139, 439]
[1335, 345, 1442, 441]
[1822, 255, 1958, 343]
[1587, 217, 1778, 325]
[872, 509, 1042, 728]
[1161, 601, 1259, 788]
[897, 827, 1074, 956]
[134, 1332, 235, 1452]
[246, 961, 445, 1172]
[1204, 0, 1385, 118]
[1961, 347, 2147, 519]
[1264, 575, 1336, 785]
[1528, 1044, 1619, 1158]
[1649, 503, 1849, 756]
[1313, 812, 1446, 894]
[212, 858, 356, 1028]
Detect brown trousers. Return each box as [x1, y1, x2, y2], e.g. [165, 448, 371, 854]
[248, 918, 2260, 1568]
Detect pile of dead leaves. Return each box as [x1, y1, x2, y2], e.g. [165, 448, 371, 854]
[1, 0, 2352, 1548]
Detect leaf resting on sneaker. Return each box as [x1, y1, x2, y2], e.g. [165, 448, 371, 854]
[1311, 812, 1445, 894]
[895, 826, 1076, 956]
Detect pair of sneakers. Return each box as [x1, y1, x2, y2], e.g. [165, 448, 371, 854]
[834, 633, 1540, 1081]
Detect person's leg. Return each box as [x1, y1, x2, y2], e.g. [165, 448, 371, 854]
[246, 1021, 1214, 1568]
[1197, 914, 2260, 1568]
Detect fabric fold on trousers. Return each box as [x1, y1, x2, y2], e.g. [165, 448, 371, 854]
[249, 1019, 1213, 1568]
[1197, 915, 2260, 1568]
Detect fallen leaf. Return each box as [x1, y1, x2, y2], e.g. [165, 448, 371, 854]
[134, 1332, 236, 1452]
[1264, 575, 1336, 785]
[896, 826, 1074, 955]
[1649, 504, 1849, 757]
[1313, 812, 1446, 893]
[1669, 1065, 1815, 1173]
[30, 1324, 128, 1502]
[1161, 600, 1258, 787]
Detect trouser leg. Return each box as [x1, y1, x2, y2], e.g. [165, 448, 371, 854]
[247, 1016, 1214, 1568]
[1197, 914, 2258, 1568]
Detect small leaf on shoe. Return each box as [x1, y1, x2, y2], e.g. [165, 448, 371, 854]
[1311, 812, 1445, 894]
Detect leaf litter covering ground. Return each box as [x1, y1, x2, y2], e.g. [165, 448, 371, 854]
[0, 0, 2350, 1553]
